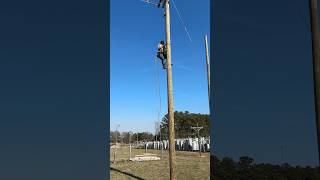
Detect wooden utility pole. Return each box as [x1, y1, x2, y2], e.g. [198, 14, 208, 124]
[114, 125, 120, 163]
[191, 123, 203, 157]
[160, 125, 163, 159]
[145, 142, 148, 154]
[310, 0, 320, 165]
[164, 0, 177, 179]
[204, 35, 211, 102]
[139, 0, 176, 178]
[154, 122, 157, 141]
[129, 131, 133, 160]
[136, 131, 138, 144]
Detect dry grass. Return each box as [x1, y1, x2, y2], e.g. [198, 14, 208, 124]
[110, 145, 210, 180]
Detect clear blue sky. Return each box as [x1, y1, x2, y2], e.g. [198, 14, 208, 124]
[110, 0, 210, 133]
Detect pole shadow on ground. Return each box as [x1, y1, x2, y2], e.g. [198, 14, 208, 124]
[110, 167, 146, 180]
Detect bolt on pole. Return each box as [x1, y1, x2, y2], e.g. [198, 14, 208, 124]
[164, 0, 177, 179]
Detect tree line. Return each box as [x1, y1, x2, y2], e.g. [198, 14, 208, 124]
[159, 111, 210, 140]
[110, 111, 210, 143]
[211, 156, 320, 180]
[109, 131, 154, 144]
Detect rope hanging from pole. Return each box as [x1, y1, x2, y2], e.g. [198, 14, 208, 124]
[154, 57, 162, 137]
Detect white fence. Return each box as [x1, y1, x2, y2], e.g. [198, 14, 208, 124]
[135, 137, 210, 152]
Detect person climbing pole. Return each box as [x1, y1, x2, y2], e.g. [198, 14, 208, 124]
[157, 40, 167, 69]
[157, 0, 165, 8]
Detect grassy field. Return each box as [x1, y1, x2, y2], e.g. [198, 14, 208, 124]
[110, 145, 210, 180]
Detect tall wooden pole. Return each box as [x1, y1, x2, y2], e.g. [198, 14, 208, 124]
[204, 35, 211, 102]
[129, 132, 132, 160]
[198, 129, 201, 157]
[310, 0, 320, 165]
[136, 131, 138, 144]
[191, 123, 203, 157]
[114, 125, 120, 163]
[165, 0, 177, 179]
[160, 126, 163, 159]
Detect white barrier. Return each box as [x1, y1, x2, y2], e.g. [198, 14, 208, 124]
[135, 137, 210, 152]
